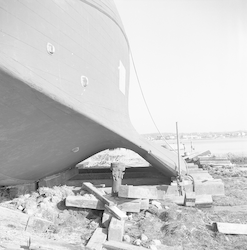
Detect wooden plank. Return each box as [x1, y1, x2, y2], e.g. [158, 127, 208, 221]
[65, 195, 105, 210]
[66, 195, 145, 213]
[103, 240, 148, 250]
[86, 227, 107, 250]
[82, 182, 114, 206]
[213, 222, 247, 235]
[105, 205, 128, 220]
[118, 185, 179, 199]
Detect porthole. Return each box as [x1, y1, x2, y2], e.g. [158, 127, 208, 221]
[47, 43, 55, 55]
[81, 76, 89, 88]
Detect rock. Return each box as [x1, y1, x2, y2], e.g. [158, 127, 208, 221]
[150, 245, 158, 250]
[24, 194, 31, 199]
[151, 201, 162, 209]
[128, 214, 133, 220]
[17, 205, 24, 211]
[151, 240, 161, 246]
[134, 239, 142, 246]
[123, 234, 131, 243]
[141, 234, 148, 241]
[145, 211, 152, 218]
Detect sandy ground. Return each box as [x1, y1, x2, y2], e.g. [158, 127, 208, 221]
[1, 151, 247, 249]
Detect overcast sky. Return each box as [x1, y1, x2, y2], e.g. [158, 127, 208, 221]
[114, 0, 247, 134]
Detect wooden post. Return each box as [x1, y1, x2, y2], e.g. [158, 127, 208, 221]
[176, 122, 181, 176]
[110, 163, 125, 196]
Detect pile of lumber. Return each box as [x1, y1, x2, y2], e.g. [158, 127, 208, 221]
[65, 176, 223, 249]
[66, 182, 150, 250]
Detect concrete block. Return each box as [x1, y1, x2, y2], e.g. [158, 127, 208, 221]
[108, 217, 125, 242]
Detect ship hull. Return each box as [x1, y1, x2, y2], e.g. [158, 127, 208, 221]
[0, 0, 186, 185]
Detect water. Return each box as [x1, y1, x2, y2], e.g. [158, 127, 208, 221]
[168, 137, 247, 156]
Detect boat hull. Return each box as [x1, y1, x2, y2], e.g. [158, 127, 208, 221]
[0, 0, 186, 185]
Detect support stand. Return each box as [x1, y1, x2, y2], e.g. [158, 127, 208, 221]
[110, 163, 125, 197]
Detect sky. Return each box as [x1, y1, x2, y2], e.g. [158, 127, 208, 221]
[114, 0, 247, 134]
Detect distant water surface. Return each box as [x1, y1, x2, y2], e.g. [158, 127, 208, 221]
[167, 137, 247, 156]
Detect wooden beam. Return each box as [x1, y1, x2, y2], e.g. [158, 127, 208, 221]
[118, 185, 179, 199]
[86, 227, 107, 250]
[105, 205, 128, 221]
[82, 182, 114, 206]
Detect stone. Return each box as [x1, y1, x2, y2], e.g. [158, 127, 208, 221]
[123, 234, 131, 243]
[134, 239, 141, 246]
[140, 233, 148, 241]
[151, 240, 161, 246]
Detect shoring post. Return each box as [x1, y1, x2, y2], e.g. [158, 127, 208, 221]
[110, 163, 125, 196]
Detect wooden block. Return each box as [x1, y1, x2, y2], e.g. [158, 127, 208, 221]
[103, 240, 148, 250]
[213, 222, 247, 235]
[82, 182, 114, 206]
[194, 179, 225, 196]
[118, 185, 179, 199]
[105, 205, 128, 221]
[140, 199, 149, 210]
[39, 167, 79, 187]
[86, 227, 107, 250]
[108, 217, 125, 242]
[102, 210, 112, 228]
[165, 195, 185, 205]
[185, 192, 196, 207]
[195, 195, 213, 208]
[65, 195, 105, 210]
[116, 198, 141, 213]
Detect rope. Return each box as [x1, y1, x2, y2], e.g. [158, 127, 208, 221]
[129, 49, 172, 150]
